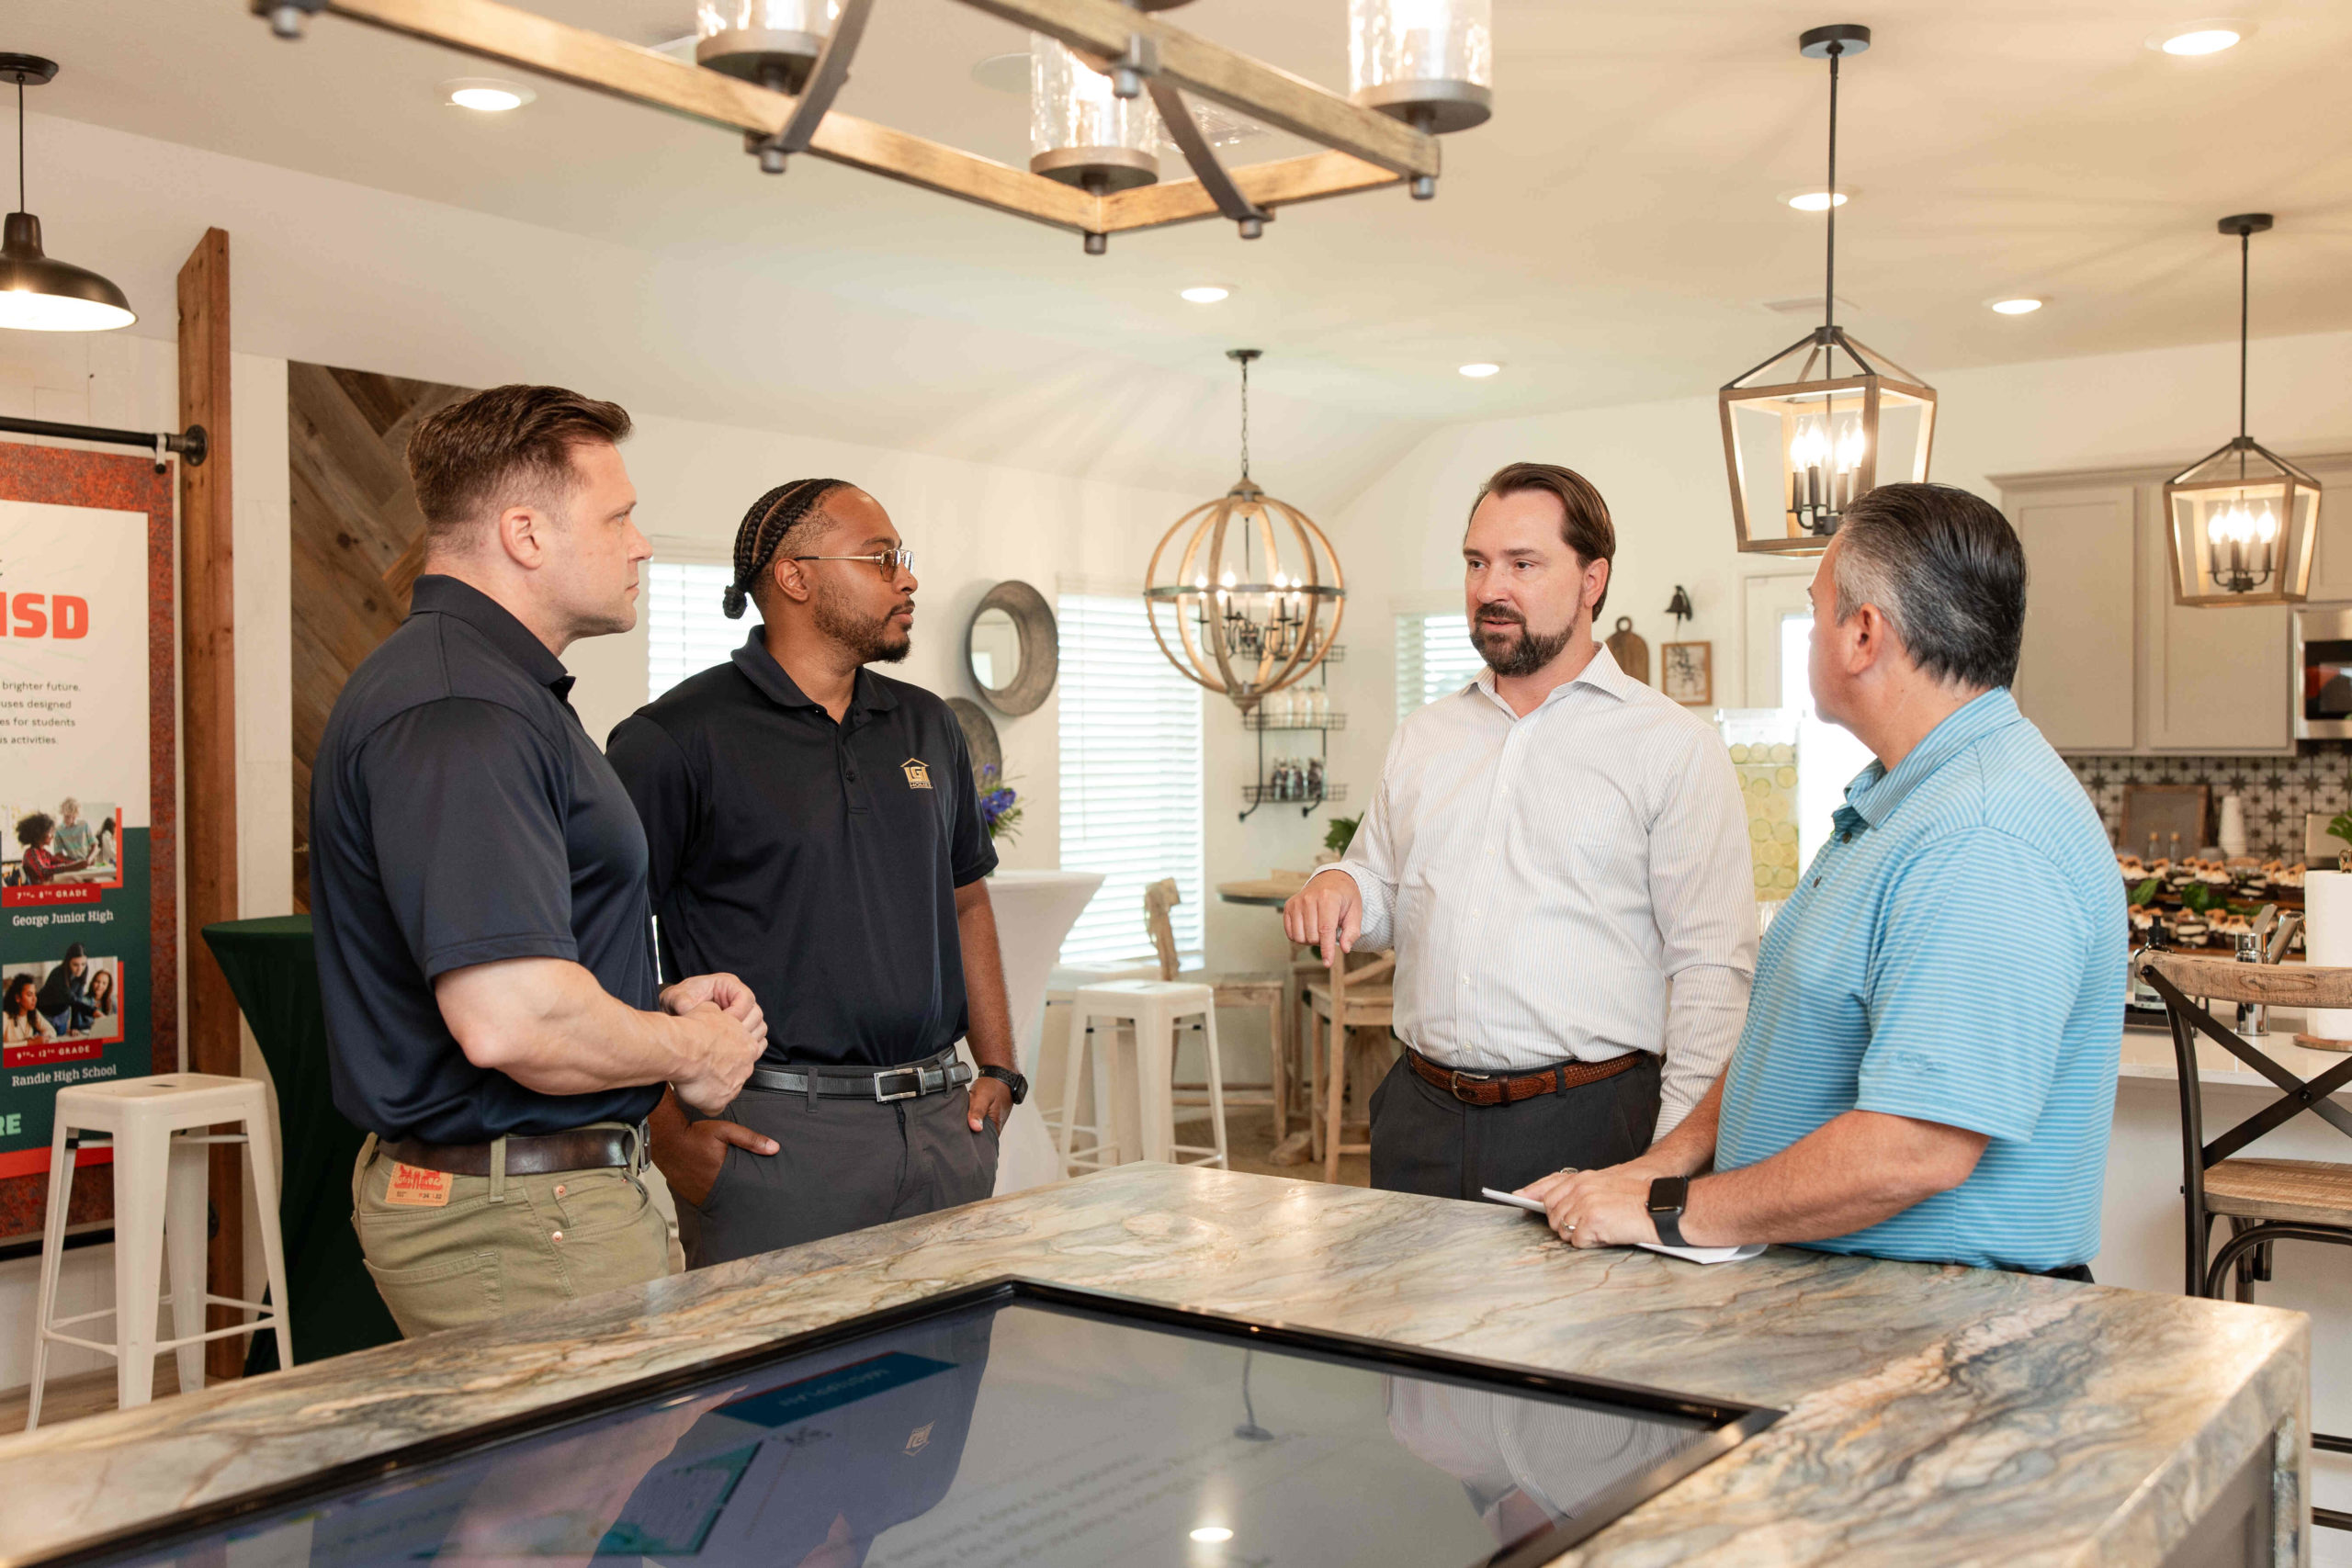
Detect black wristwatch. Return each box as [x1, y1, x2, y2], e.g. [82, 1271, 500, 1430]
[976, 1065, 1028, 1105]
[1646, 1176, 1690, 1247]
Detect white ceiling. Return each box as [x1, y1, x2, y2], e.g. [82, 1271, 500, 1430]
[11, 0, 2352, 501]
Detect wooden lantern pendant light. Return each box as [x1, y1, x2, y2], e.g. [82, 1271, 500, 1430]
[2164, 215, 2321, 607]
[1719, 24, 1936, 556]
[1144, 350, 1345, 711]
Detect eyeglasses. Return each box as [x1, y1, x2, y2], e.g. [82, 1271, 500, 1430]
[791, 548, 915, 579]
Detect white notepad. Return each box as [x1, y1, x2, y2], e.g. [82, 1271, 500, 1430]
[1479, 1188, 1764, 1265]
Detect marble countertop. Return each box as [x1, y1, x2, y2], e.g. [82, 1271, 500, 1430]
[0, 1165, 2311, 1567]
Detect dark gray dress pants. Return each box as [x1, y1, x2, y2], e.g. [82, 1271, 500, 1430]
[1368, 1053, 1663, 1201]
[675, 1082, 1000, 1268]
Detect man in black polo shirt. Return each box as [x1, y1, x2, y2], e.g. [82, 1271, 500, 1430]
[311, 384, 764, 1337]
[606, 477, 1021, 1267]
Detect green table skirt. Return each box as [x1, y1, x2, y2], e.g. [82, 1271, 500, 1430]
[201, 915, 399, 1369]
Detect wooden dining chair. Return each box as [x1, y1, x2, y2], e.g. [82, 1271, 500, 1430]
[2143, 952, 2352, 1533]
[1145, 880, 1294, 1140]
[1305, 948, 1396, 1184]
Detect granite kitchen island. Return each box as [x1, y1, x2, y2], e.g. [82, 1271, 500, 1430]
[0, 1164, 2312, 1567]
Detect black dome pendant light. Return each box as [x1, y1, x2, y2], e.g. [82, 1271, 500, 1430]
[0, 54, 136, 333]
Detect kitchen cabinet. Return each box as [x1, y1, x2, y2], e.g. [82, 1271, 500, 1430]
[2009, 480, 2137, 750]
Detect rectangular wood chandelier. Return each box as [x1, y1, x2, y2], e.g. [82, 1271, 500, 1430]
[251, 0, 1455, 251]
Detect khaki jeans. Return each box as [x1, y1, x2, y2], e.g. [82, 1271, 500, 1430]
[351, 1126, 672, 1338]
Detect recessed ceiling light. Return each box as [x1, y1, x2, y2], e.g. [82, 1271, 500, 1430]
[1988, 297, 2044, 315]
[2149, 19, 2252, 55]
[1181, 286, 1231, 304]
[971, 51, 1032, 93]
[1189, 1527, 1234, 1544]
[443, 77, 535, 112]
[1781, 187, 1853, 212]
[1458, 362, 1501, 378]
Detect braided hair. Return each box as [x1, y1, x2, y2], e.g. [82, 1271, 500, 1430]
[723, 478, 849, 619]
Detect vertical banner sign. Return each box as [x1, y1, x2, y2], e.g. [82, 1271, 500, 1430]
[0, 450, 177, 1243]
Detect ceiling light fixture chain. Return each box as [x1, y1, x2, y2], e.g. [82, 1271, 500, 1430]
[1229, 345, 1258, 480]
[1821, 37, 1840, 374]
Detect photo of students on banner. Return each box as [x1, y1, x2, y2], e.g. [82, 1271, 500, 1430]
[1, 949, 125, 1066]
[3, 797, 123, 890]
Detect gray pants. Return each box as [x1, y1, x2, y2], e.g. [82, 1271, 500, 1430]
[675, 1082, 1000, 1269]
[1368, 1053, 1662, 1201]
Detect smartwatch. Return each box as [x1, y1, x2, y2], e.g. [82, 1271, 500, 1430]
[1646, 1176, 1690, 1247]
[976, 1065, 1029, 1106]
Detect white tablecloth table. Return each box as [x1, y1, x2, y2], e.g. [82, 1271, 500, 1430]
[972, 869, 1103, 1193]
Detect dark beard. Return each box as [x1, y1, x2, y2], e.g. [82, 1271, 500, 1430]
[813, 581, 912, 664]
[1472, 609, 1573, 679]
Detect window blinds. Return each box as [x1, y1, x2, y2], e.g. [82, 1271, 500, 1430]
[1395, 612, 1485, 719]
[647, 561, 743, 702]
[1057, 593, 1204, 967]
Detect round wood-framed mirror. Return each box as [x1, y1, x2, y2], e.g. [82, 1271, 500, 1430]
[967, 581, 1057, 716]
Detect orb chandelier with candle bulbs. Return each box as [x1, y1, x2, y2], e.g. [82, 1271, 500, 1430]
[1718, 24, 1936, 555]
[1144, 350, 1345, 711]
[2164, 214, 2321, 607]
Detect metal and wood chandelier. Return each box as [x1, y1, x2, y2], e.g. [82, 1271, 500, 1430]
[2165, 214, 2321, 607]
[255, 0, 1494, 254]
[1719, 24, 1935, 555]
[1144, 350, 1344, 712]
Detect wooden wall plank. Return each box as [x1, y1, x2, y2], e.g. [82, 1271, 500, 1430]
[176, 227, 243, 1383]
[288, 364, 476, 909]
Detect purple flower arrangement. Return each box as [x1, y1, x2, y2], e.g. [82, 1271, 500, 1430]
[977, 764, 1023, 844]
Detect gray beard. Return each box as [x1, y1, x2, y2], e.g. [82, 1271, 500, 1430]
[1473, 617, 1573, 679]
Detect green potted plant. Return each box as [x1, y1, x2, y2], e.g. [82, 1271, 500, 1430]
[1317, 813, 1360, 865]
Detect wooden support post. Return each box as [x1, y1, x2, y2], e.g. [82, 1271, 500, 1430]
[177, 227, 243, 1383]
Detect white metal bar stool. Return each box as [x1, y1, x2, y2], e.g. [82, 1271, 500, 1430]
[27, 1073, 291, 1429]
[1060, 980, 1229, 1173]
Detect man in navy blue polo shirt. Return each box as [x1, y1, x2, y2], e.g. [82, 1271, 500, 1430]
[1521, 483, 2123, 1277]
[311, 385, 765, 1337]
[606, 478, 1020, 1267]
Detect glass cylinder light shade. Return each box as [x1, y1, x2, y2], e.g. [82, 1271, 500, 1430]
[695, 0, 842, 92]
[1143, 479, 1346, 710]
[1348, 0, 1493, 133]
[1029, 36, 1162, 193]
[2164, 441, 2321, 606]
[1719, 334, 1937, 556]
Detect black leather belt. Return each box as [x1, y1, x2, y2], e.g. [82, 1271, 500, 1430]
[379, 1122, 642, 1178]
[748, 1047, 973, 1101]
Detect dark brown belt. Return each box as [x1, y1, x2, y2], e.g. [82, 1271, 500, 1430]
[1407, 1047, 1641, 1108]
[379, 1123, 640, 1179]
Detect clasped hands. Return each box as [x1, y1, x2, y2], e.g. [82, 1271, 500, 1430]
[1514, 1162, 1666, 1249]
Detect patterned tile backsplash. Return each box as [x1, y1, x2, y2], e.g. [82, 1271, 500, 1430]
[2066, 750, 2352, 861]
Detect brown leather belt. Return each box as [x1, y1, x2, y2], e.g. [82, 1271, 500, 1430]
[379, 1123, 640, 1179]
[1407, 1047, 1641, 1108]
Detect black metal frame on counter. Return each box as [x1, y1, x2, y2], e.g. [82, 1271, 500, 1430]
[17, 1276, 1784, 1568]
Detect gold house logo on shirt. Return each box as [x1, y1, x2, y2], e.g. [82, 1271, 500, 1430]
[903, 1422, 933, 1455]
[901, 758, 933, 789]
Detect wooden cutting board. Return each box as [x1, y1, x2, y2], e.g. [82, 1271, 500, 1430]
[1605, 616, 1650, 685]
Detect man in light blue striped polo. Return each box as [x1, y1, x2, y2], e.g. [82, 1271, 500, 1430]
[1522, 482, 2123, 1278]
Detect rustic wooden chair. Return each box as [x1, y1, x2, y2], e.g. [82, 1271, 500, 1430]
[2143, 952, 2352, 1532]
[1144, 880, 1294, 1140]
[1305, 948, 1396, 1184]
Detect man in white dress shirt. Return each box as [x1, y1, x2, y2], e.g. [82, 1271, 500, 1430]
[1284, 462, 1757, 1200]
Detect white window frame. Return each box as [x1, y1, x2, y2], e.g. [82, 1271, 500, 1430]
[646, 551, 743, 702]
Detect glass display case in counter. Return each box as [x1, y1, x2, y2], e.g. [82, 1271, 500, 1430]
[31, 1280, 1780, 1568]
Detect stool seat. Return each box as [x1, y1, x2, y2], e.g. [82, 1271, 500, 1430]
[2203, 1157, 2352, 1225]
[56, 1072, 268, 1123]
[28, 1073, 290, 1430]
